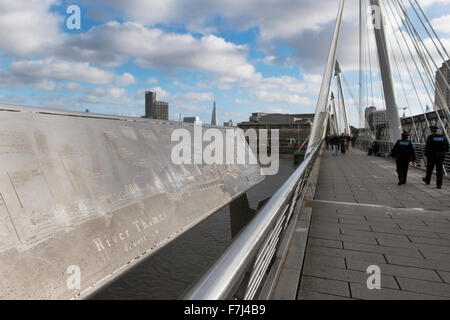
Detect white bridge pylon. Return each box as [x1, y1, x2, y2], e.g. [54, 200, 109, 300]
[307, 0, 412, 154]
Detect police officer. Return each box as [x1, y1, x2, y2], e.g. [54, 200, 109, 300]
[423, 126, 449, 189]
[391, 132, 416, 185]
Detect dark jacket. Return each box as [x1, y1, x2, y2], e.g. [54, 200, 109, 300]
[425, 134, 449, 158]
[391, 139, 416, 163]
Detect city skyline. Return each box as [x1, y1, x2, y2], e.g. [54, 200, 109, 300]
[0, 1, 449, 126]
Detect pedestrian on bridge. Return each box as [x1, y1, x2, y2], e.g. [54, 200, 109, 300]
[340, 135, 346, 155]
[423, 126, 449, 189]
[331, 135, 339, 156]
[391, 132, 416, 186]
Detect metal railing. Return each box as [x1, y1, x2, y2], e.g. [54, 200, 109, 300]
[356, 139, 450, 173]
[184, 143, 323, 300]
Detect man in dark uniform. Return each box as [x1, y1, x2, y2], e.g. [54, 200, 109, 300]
[423, 126, 449, 189]
[391, 132, 416, 186]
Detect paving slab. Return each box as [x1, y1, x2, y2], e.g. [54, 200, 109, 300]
[297, 149, 450, 300]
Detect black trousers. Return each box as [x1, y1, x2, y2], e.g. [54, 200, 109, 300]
[425, 155, 445, 187]
[396, 161, 409, 184]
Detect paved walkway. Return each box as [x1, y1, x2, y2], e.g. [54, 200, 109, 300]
[298, 148, 450, 300]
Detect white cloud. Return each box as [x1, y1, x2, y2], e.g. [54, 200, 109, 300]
[264, 106, 290, 114]
[254, 90, 314, 105]
[0, 0, 63, 58]
[80, 86, 135, 105]
[116, 72, 136, 87]
[62, 22, 256, 83]
[86, 0, 344, 42]
[65, 82, 84, 91]
[150, 86, 170, 100]
[174, 92, 214, 103]
[33, 79, 58, 92]
[147, 77, 159, 84]
[10, 57, 115, 84]
[431, 14, 450, 34]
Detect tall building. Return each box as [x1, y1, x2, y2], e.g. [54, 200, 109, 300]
[368, 110, 387, 129]
[145, 91, 169, 120]
[434, 59, 450, 111]
[211, 101, 218, 126]
[365, 106, 377, 129]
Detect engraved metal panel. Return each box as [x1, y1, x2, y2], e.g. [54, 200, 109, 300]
[0, 105, 263, 299]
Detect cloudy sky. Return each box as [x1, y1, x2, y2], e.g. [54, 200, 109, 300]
[0, 0, 449, 126]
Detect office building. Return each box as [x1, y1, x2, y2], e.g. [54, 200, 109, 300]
[238, 113, 314, 154]
[224, 120, 233, 127]
[434, 59, 450, 111]
[145, 91, 169, 120]
[365, 106, 376, 129]
[368, 110, 387, 129]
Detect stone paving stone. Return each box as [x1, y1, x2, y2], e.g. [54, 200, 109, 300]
[302, 264, 399, 289]
[299, 276, 351, 298]
[396, 277, 450, 298]
[340, 228, 411, 242]
[313, 221, 372, 232]
[349, 283, 446, 300]
[385, 255, 450, 272]
[438, 271, 450, 283]
[311, 216, 339, 223]
[310, 225, 340, 235]
[297, 290, 354, 300]
[436, 233, 450, 240]
[306, 245, 387, 264]
[308, 238, 343, 249]
[378, 238, 450, 254]
[381, 218, 429, 227]
[339, 218, 372, 226]
[419, 250, 450, 262]
[408, 236, 450, 247]
[369, 225, 441, 239]
[309, 231, 378, 245]
[342, 241, 423, 259]
[303, 253, 346, 270]
[346, 259, 442, 282]
[396, 223, 446, 233]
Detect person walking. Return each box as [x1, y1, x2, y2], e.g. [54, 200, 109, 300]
[340, 135, 346, 155]
[391, 132, 416, 186]
[331, 135, 339, 157]
[423, 126, 449, 189]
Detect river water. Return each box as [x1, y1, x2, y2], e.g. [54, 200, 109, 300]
[91, 157, 296, 300]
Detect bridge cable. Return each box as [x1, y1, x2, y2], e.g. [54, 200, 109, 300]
[409, 0, 450, 64]
[391, 0, 449, 131]
[394, 0, 450, 125]
[384, 0, 431, 134]
[387, 0, 449, 141]
[384, 7, 420, 143]
[341, 71, 364, 129]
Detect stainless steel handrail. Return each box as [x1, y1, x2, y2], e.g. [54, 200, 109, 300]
[184, 143, 322, 300]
